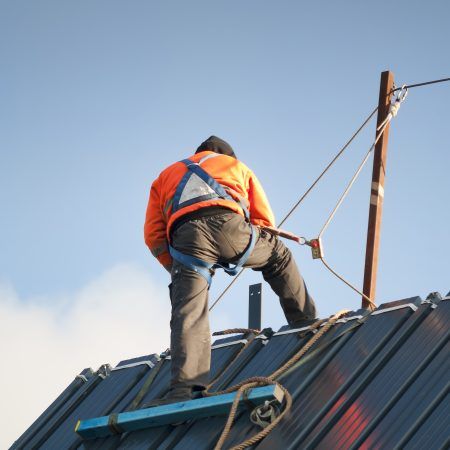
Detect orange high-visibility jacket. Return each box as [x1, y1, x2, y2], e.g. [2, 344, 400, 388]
[144, 151, 275, 269]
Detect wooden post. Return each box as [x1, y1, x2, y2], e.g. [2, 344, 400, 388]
[362, 71, 395, 309]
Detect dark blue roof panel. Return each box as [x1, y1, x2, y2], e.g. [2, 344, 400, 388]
[11, 295, 450, 450]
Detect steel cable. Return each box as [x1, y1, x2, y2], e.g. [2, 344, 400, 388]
[210, 76, 449, 311]
[209, 106, 379, 311]
[206, 75, 449, 448]
[314, 88, 408, 309]
[318, 115, 392, 239]
[392, 77, 450, 92]
[278, 106, 379, 228]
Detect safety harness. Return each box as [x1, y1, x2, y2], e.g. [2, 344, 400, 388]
[168, 154, 257, 285]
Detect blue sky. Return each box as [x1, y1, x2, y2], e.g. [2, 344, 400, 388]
[1, 1, 449, 445]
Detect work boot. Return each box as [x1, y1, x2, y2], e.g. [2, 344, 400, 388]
[142, 387, 197, 409]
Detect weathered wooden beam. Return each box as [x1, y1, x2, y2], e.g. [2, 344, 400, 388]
[362, 70, 395, 309]
[75, 384, 284, 440]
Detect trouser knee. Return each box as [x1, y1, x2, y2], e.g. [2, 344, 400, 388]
[262, 241, 293, 281]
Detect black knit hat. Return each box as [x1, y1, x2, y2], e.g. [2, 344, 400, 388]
[196, 136, 236, 158]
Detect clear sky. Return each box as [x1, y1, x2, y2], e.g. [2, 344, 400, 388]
[1, 1, 449, 447]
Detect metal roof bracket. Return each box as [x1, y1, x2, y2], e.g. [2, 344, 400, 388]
[75, 374, 89, 383]
[211, 339, 248, 350]
[273, 325, 314, 337]
[111, 360, 155, 372]
[371, 303, 418, 315]
[335, 314, 364, 324]
[163, 339, 249, 360]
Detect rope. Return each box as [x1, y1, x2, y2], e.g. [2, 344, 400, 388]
[320, 258, 376, 310]
[211, 310, 349, 450]
[318, 86, 407, 240]
[318, 142, 376, 239]
[206, 334, 257, 392]
[204, 76, 449, 446]
[308, 87, 408, 310]
[377, 85, 408, 132]
[277, 316, 366, 381]
[209, 75, 450, 312]
[213, 328, 260, 336]
[277, 107, 379, 228]
[209, 106, 379, 312]
[213, 378, 292, 450]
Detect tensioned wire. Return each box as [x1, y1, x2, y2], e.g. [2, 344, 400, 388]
[393, 77, 450, 91]
[208, 105, 379, 311]
[209, 76, 450, 312]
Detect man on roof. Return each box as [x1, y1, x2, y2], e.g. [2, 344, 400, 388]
[144, 135, 316, 405]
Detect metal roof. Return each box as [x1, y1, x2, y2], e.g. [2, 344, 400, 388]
[11, 293, 450, 450]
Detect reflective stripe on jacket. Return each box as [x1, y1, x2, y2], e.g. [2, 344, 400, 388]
[144, 151, 275, 269]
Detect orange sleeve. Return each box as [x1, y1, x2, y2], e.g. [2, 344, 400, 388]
[247, 169, 276, 227]
[144, 177, 173, 271]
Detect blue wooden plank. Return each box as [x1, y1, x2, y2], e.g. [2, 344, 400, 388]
[75, 384, 283, 440]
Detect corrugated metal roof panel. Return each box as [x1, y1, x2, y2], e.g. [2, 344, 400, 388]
[12, 295, 450, 450]
[254, 299, 423, 450]
[402, 385, 450, 450]
[80, 336, 249, 450]
[21, 368, 106, 449]
[362, 340, 449, 449]
[39, 356, 159, 449]
[160, 313, 367, 449]
[10, 368, 94, 450]
[291, 299, 430, 449]
[313, 300, 449, 450]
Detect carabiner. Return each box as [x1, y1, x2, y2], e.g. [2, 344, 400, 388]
[395, 84, 408, 103]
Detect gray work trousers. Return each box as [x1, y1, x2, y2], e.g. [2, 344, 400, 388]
[169, 212, 316, 391]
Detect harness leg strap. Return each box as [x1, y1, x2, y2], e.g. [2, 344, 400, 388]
[169, 246, 214, 285]
[215, 224, 257, 275]
[169, 224, 257, 284]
